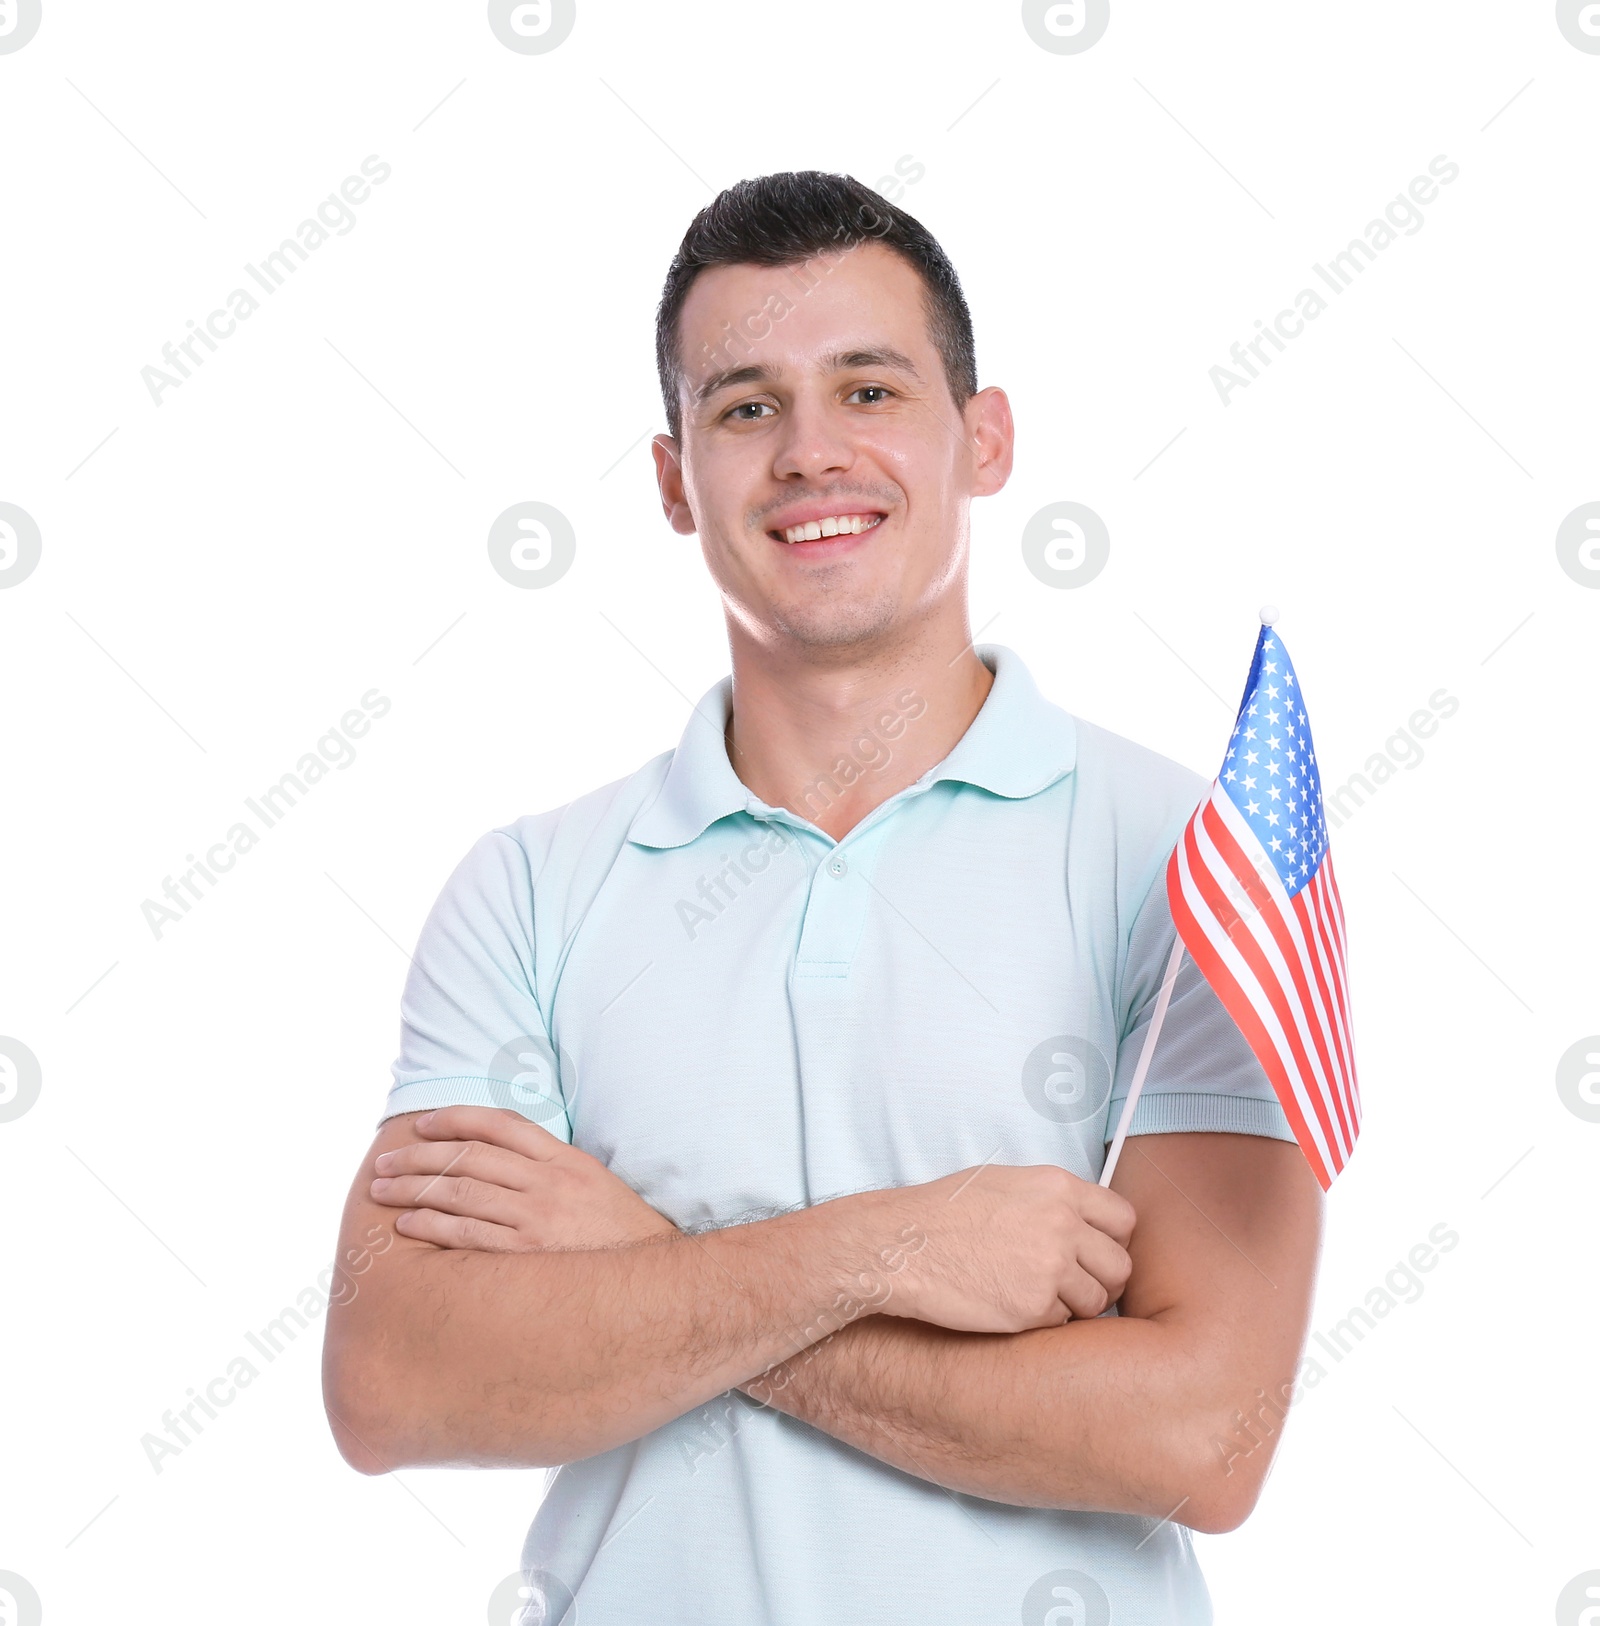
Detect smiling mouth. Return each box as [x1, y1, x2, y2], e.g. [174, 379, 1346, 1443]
[768, 513, 885, 544]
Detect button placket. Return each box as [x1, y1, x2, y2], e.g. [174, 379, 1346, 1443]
[793, 822, 890, 976]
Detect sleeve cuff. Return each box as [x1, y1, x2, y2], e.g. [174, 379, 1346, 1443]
[1103, 1090, 1297, 1145]
[380, 1075, 573, 1143]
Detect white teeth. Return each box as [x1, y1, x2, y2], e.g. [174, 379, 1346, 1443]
[778, 513, 882, 544]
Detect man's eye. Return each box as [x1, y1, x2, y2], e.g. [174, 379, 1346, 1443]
[847, 385, 894, 405]
[725, 401, 775, 422]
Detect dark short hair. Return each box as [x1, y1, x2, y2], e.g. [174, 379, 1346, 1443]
[654, 170, 977, 442]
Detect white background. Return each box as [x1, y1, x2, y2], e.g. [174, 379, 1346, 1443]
[1, 1, 1593, 1621]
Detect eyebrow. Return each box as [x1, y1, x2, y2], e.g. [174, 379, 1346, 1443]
[692, 346, 926, 410]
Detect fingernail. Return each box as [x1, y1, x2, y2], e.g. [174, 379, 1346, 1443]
[416, 1111, 436, 1128]
[374, 1152, 394, 1172]
[371, 1177, 391, 1191]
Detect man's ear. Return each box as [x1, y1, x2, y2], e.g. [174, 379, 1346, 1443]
[652, 433, 698, 535]
[966, 386, 1014, 499]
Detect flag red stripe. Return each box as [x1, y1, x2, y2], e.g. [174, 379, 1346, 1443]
[1292, 884, 1358, 1149]
[1290, 888, 1354, 1153]
[1167, 847, 1334, 1185]
[1168, 843, 1335, 1190]
[1313, 865, 1359, 1118]
[1308, 866, 1360, 1124]
[1293, 877, 1348, 1088]
[1199, 802, 1348, 1162]
[1306, 871, 1352, 1057]
[1207, 797, 1356, 1158]
[1304, 871, 1353, 1075]
[1296, 876, 1357, 1137]
[1307, 864, 1361, 1120]
[1324, 856, 1351, 965]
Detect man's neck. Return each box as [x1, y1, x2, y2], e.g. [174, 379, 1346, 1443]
[723, 622, 996, 843]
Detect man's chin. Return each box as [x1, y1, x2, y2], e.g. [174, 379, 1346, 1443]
[763, 597, 909, 656]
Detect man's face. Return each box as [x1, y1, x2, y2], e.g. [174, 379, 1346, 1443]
[653, 240, 1011, 656]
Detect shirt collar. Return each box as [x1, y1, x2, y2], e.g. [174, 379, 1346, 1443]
[626, 643, 1077, 850]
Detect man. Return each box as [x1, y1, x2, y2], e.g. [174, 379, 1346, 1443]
[322, 171, 1322, 1625]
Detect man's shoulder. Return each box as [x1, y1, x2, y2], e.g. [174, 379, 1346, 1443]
[1069, 712, 1209, 823]
[480, 748, 676, 880]
[1059, 712, 1212, 912]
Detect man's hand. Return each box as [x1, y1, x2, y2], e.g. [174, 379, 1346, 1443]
[729, 1134, 1323, 1527]
[368, 1105, 679, 1251]
[855, 1163, 1136, 1332]
[332, 1111, 1146, 1478]
[372, 1109, 1134, 1331]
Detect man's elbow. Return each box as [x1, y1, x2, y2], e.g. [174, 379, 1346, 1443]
[320, 1322, 583, 1474]
[327, 1410, 396, 1477]
[321, 1307, 423, 1477]
[322, 1346, 400, 1477]
[1183, 1478, 1264, 1537]
[1174, 1414, 1278, 1535]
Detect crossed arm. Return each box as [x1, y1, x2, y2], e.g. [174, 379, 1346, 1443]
[322, 1106, 1322, 1534]
[742, 1131, 1321, 1529]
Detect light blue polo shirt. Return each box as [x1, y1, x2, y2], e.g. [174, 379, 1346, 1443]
[383, 643, 1295, 1626]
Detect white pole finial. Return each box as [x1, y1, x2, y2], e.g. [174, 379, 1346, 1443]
[1259, 604, 1279, 626]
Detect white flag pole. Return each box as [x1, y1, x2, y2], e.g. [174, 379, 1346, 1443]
[1099, 933, 1186, 1186]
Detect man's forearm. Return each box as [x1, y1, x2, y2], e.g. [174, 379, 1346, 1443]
[325, 1200, 891, 1474]
[740, 1311, 1234, 1527]
[735, 1133, 1323, 1537]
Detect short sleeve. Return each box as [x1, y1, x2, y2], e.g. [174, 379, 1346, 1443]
[1106, 864, 1296, 1144]
[382, 828, 573, 1141]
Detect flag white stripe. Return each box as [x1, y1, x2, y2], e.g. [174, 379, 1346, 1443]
[1172, 819, 1341, 1179]
[1173, 827, 1338, 1181]
[1209, 791, 1356, 1160]
[1324, 859, 1351, 966]
[1316, 865, 1363, 1118]
[1193, 796, 1352, 1165]
[1302, 868, 1360, 1138]
[1307, 864, 1362, 1128]
[1303, 870, 1353, 1080]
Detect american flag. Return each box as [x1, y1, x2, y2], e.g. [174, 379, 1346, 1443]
[1166, 622, 1361, 1189]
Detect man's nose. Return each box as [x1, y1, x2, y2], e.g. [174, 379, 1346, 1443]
[770, 396, 856, 482]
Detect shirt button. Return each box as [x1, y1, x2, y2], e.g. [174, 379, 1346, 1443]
[827, 853, 848, 878]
